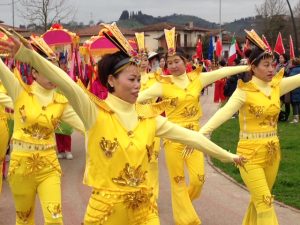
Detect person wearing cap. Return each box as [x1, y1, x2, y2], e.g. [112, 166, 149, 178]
[138, 27, 249, 225]
[200, 29, 300, 225]
[0, 80, 13, 195]
[0, 23, 247, 225]
[0, 32, 84, 224]
[148, 51, 160, 73]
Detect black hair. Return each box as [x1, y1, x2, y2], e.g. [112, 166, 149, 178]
[248, 47, 273, 66]
[97, 51, 131, 93]
[219, 59, 227, 67]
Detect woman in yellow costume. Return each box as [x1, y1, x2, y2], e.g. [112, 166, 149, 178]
[137, 27, 249, 225]
[200, 29, 300, 225]
[1, 23, 246, 225]
[0, 79, 13, 194]
[0, 31, 84, 225]
[135, 32, 161, 199]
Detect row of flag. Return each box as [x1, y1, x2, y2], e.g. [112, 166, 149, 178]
[196, 32, 296, 65]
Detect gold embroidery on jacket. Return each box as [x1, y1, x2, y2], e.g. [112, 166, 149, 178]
[248, 104, 264, 118]
[19, 105, 27, 123]
[146, 142, 158, 162]
[180, 106, 198, 117]
[99, 137, 119, 158]
[259, 115, 279, 128]
[22, 123, 53, 140]
[112, 163, 147, 187]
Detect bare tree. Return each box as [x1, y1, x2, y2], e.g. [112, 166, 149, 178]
[256, 0, 288, 46]
[294, 0, 300, 17]
[18, 0, 74, 31]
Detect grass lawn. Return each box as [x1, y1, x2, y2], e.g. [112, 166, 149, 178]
[211, 118, 300, 209]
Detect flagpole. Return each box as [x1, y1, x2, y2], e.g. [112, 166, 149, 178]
[219, 0, 222, 41]
[286, 0, 299, 55]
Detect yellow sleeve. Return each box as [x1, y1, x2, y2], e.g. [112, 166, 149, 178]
[0, 59, 23, 102]
[60, 104, 85, 133]
[0, 92, 13, 109]
[200, 65, 249, 87]
[14, 44, 97, 129]
[280, 75, 300, 96]
[137, 82, 163, 103]
[155, 116, 237, 162]
[200, 88, 245, 135]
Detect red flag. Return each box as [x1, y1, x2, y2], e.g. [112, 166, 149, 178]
[289, 35, 295, 60]
[215, 37, 223, 57]
[235, 41, 243, 57]
[196, 39, 203, 60]
[262, 35, 272, 51]
[274, 32, 285, 55]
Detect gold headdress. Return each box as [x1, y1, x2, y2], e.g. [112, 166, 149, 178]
[164, 27, 176, 56]
[0, 30, 10, 57]
[30, 34, 57, 60]
[0, 26, 56, 60]
[135, 32, 148, 57]
[100, 22, 140, 74]
[244, 29, 269, 51]
[244, 29, 273, 64]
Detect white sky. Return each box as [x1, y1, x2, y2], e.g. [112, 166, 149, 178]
[0, 0, 299, 26]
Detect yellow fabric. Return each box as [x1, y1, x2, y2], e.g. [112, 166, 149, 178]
[14, 44, 240, 225]
[200, 70, 284, 135]
[140, 72, 160, 199]
[0, 118, 9, 194]
[0, 81, 13, 112]
[200, 71, 287, 225]
[84, 189, 159, 225]
[8, 150, 63, 225]
[164, 141, 203, 225]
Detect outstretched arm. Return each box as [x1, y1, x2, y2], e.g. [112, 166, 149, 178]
[280, 75, 300, 96]
[137, 82, 163, 103]
[0, 38, 97, 129]
[200, 88, 245, 136]
[200, 65, 249, 87]
[155, 116, 244, 165]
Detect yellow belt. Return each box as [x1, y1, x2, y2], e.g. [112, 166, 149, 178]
[239, 131, 277, 140]
[12, 139, 56, 151]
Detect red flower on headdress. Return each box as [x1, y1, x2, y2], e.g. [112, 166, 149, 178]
[51, 23, 63, 29]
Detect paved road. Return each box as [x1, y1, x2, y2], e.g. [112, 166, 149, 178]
[1, 86, 299, 225]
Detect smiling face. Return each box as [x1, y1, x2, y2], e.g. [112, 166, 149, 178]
[252, 57, 275, 82]
[108, 64, 141, 104]
[166, 55, 186, 76]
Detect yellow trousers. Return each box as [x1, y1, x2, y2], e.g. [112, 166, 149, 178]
[164, 141, 205, 225]
[148, 137, 161, 200]
[8, 149, 63, 225]
[84, 188, 159, 225]
[238, 138, 280, 225]
[0, 117, 9, 194]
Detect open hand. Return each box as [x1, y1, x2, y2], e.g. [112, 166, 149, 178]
[0, 33, 21, 58]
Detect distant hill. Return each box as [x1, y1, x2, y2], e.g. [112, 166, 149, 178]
[117, 11, 265, 37]
[117, 11, 219, 29]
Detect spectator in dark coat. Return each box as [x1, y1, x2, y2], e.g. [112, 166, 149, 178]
[288, 58, 300, 123]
